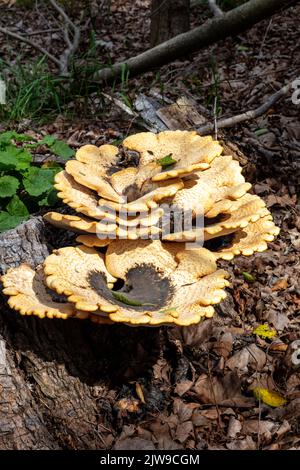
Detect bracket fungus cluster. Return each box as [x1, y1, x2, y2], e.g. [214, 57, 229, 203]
[1, 131, 279, 326]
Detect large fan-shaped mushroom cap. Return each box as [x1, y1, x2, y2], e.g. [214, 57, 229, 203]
[65, 139, 187, 210]
[123, 131, 222, 181]
[97, 177, 184, 213]
[43, 212, 161, 239]
[43, 241, 229, 326]
[170, 155, 251, 216]
[1, 264, 76, 319]
[204, 193, 269, 236]
[55, 171, 165, 228]
[212, 214, 280, 260]
[44, 245, 118, 312]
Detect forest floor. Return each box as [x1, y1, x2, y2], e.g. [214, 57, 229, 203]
[0, 0, 299, 450]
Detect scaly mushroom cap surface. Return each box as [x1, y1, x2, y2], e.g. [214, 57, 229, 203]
[65, 140, 187, 209]
[43, 241, 229, 326]
[212, 214, 280, 260]
[55, 171, 165, 227]
[123, 131, 222, 181]
[44, 212, 161, 239]
[169, 155, 251, 216]
[1, 264, 76, 319]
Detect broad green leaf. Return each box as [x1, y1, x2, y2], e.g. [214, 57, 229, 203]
[6, 195, 29, 218]
[253, 324, 277, 339]
[49, 139, 75, 159]
[40, 136, 74, 159]
[0, 131, 32, 146]
[23, 167, 56, 197]
[38, 188, 58, 206]
[39, 135, 56, 146]
[0, 175, 19, 198]
[0, 145, 32, 171]
[157, 154, 177, 168]
[0, 195, 29, 231]
[253, 387, 287, 407]
[0, 212, 27, 232]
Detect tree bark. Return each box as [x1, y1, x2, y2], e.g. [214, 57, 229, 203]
[150, 0, 190, 47]
[95, 0, 298, 82]
[0, 218, 161, 449]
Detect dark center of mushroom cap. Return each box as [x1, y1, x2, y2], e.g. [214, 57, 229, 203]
[107, 147, 141, 175]
[204, 233, 235, 251]
[89, 265, 172, 311]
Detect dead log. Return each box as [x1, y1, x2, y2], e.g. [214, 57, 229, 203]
[95, 0, 298, 82]
[0, 218, 161, 449]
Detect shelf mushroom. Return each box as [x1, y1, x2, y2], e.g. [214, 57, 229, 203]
[1, 130, 279, 326]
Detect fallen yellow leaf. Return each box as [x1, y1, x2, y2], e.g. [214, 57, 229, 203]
[253, 324, 277, 339]
[135, 382, 146, 404]
[253, 387, 287, 407]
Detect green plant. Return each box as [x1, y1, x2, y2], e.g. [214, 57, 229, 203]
[0, 131, 74, 232]
[0, 52, 105, 124]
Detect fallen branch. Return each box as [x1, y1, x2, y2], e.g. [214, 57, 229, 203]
[208, 0, 223, 17]
[0, 26, 60, 67]
[49, 0, 81, 75]
[197, 82, 292, 134]
[95, 0, 298, 82]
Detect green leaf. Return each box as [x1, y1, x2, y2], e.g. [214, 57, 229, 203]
[38, 188, 58, 206]
[6, 195, 29, 218]
[242, 271, 255, 283]
[23, 167, 56, 197]
[255, 128, 269, 137]
[157, 154, 177, 168]
[0, 195, 29, 232]
[0, 145, 32, 171]
[39, 135, 56, 146]
[0, 131, 33, 146]
[0, 175, 19, 198]
[50, 139, 75, 159]
[40, 136, 74, 159]
[112, 291, 157, 307]
[0, 212, 26, 232]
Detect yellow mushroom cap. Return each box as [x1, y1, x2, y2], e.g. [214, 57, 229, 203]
[1, 264, 76, 319]
[123, 131, 223, 181]
[42, 240, 229, 326]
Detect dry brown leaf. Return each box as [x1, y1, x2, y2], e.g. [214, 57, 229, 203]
[272, 278, 289, 291]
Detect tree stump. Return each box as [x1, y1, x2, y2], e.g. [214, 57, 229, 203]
[150, 0, 190, 47]
[0, 218, 161, 449]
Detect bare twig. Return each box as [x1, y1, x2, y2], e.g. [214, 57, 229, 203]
[25, 28, 61, 36]
[213, 95, 218, 139]
[49, 0, 81, 75]
[208, 0, 223, 17]
[197, 82, 292, 135]
[0, 25, 60, 67]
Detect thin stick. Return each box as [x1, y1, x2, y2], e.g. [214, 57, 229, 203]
[49, 0, 81, 75]
[197, 82, 291, 135]
[213, 95, 218, 140]
[0, 25, 60, 67]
